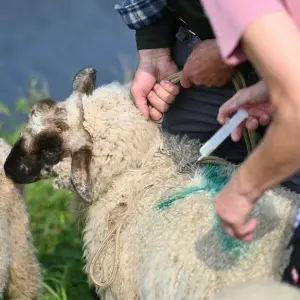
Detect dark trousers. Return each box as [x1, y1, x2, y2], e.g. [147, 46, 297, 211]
[162, 26, 300, 194]
[282, 216, 300, 287]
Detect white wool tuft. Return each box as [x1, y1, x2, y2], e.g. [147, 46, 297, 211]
[212, 279, 300, 300]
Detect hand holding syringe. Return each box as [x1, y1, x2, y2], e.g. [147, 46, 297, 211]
[198, 109, 249, 161]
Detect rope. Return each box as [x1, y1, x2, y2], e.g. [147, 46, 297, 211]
[89, 214, 125, 288]
[89, 70, 258, 290]
[162, 70, 257, 156]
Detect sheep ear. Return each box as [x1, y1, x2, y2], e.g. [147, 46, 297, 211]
[72, 67, 97, 95]
[70, 147, 93, 203]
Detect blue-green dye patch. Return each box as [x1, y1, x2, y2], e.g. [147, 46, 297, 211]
[154, 163, 249, 256]
[155, 185, 207, 211]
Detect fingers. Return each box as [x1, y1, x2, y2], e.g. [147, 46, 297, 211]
[131, 79, 179, 120]
[222, 218, 257, 241]
[149, 107, 163, 121]
[218, 83, 269, 125]
[147, 90, 169, 113]
[218, 100, 238, 125]
[218, 89, 254, 124]
[159, 80, 180, 97]
[245, 117, 259, 131]
[259, 113, 271, 126]
[130, 84, 150, 119]
[231, 122, 245, 142]
[147, 81, 180, 116]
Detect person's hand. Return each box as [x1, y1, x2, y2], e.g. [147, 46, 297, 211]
[130, 49, 180, 121]
[214, 175, 258, 241]
[180, 39, 235, 88]
[217, 80, 275, 142]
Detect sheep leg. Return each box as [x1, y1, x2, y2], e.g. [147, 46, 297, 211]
[3, 188, 42, 300]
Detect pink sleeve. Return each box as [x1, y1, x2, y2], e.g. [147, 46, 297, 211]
[200, 0, 285, 65]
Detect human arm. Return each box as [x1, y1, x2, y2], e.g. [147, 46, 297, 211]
[200, 1, 300, 240]
[115, 2, 180, 120]
[132, 8, 180, 120]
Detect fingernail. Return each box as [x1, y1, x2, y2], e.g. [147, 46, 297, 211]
[161, 80, 170, 88]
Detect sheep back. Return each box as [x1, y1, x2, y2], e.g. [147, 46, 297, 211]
[82, 159, 300, 300]
[51, 83, 300, 300]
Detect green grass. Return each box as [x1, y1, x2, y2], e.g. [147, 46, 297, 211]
[27, 180, 92, 300]
[0, 81, 93, 299]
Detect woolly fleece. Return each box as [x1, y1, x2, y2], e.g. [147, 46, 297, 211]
[52, 82, 300, 300]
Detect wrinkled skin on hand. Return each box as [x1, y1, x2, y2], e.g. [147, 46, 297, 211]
[180, 39, 235, 88]
[130, 49, 180, 121]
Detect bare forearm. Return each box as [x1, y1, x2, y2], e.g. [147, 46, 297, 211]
[231, 12, 300, 200]
[236, 109, 300, 200]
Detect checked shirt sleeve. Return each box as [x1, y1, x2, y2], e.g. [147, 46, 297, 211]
[114, 0, 167, 30]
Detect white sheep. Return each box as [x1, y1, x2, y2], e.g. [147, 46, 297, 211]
[212, 279, 300, 300]
[0, 138, 42, 299]
[3, 67, 300, 300]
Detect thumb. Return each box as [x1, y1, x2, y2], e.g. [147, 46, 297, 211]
[130, 85, 150, 119]
[218, 101, 239, 124]
[179, 71, 192, 89]
[237, 218, 257, 241]
[218, 86, 264, 124]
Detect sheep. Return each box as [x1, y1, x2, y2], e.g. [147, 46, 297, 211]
[0, 138, 42, 299]
[3, 66, 300, 300]
[212, 279, 300, 300]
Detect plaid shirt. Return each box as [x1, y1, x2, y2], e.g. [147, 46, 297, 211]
[114, 0, 167, 30]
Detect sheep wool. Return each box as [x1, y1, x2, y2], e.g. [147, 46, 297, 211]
[51, 81, 300, 300]
[212, 279, 300, 300]
[0, 138, 42, 299]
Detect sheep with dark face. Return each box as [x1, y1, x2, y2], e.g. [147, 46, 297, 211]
[4, 68, 95, 203]
[0, 138, 42, 299]
[4, 67, 300, 300]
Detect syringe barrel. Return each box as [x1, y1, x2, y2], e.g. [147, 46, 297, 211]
[199, 109, 249, 157]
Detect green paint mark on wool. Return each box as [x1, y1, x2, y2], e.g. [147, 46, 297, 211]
[202, 164, 248, 255]
[155, 163, 249, 256]
[155, 185, 207, 210]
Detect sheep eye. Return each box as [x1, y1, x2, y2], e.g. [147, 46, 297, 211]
[41, 147, 59, 156]
[36, 133, 63, 163]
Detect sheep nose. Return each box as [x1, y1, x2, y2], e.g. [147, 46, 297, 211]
[4, 161, 28, 179]
[4, 162, 14, 179]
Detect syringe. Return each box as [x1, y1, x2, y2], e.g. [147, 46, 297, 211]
[198, 109, 249, 161]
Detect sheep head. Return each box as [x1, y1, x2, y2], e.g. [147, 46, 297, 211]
[4, 67, 96, 203]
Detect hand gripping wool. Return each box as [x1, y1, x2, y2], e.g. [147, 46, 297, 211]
[4, 67, 300, 300]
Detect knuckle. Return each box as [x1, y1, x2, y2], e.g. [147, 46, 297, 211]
[153, 83, 160, 92]
[162, 103, 169, 112]
[169, 83, 179, 95]
[147, 91, 155, 100]
[150, 108, 162, 121]
[166, 94, 175, 104]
